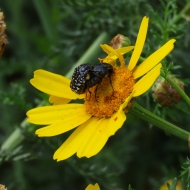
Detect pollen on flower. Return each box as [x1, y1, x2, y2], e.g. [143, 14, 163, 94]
[85, 66, 135, 118]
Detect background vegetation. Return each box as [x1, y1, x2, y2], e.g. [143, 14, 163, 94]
[0, 0, 190, 189]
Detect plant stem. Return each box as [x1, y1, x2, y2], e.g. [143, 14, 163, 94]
[32, 0, 58, 42]
[66, 32, 110, 78]
[131, 103, 190, 141]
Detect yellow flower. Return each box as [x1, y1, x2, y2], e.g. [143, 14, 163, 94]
[159, 179, 182, 190]
[85, 183, 100, 190]
[26, 16, 175, 161]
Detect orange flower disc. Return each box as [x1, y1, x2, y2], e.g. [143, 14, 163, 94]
[85, 66, 135, 118]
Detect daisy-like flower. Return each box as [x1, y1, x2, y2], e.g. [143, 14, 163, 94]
[85, 183, 100, 190]
[26, 16, 175, 161]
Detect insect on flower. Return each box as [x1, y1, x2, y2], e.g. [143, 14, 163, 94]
[70, 63, 114, 100]
[27, 16, 176, 162]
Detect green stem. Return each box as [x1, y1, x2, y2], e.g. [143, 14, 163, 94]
[1, 120, 26, 152]
[131, 103, 190, 141]
[66, 32, 110, 78]
[32, 0, 58, 42]
[171, 1, 190, 24]
[161, 71, 190, 107]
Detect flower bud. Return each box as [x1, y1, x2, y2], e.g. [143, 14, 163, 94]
[152, 75, 184, 107]
[0, 184, 7, 190]
[182, 5, 190, 22]
[0, 11, 8, 57]
[109, 34, 131, 49]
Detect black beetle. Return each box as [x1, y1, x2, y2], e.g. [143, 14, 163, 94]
[70, 63, 114, 100]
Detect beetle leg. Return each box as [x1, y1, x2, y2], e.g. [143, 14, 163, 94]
[94, 84, 100, 102]
[87, 89, 92, 101]
[108, 74, 114, 91]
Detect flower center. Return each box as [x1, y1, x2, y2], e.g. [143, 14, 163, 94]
[85, 66, 135, 118]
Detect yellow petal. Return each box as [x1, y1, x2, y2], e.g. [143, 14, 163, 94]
[77, 110, 126, 158]
[128, 16, 149, 71]
[102, 46, 134, 64]
[102, 46, 134, 61]
[85, 184, 100, 190]
[27, 104, 91, 125]
[133, 39, 176, 79]
[30, 69, 84, 99]
[108, 107, 126, 136]
[53, 111, 126, 160]
[100, 44, 125, 66]
[49, 95, 71, 105]
[100, 44, 110, 54]
[35, 110, 91, 137]
[121, 91, 135, 109]
[53, 118, 95, 161]
[77, 118, 109, 158]
[133, 63, 162, 97]
[35, 115, 90, 137]
[116, 46, 134, 54]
